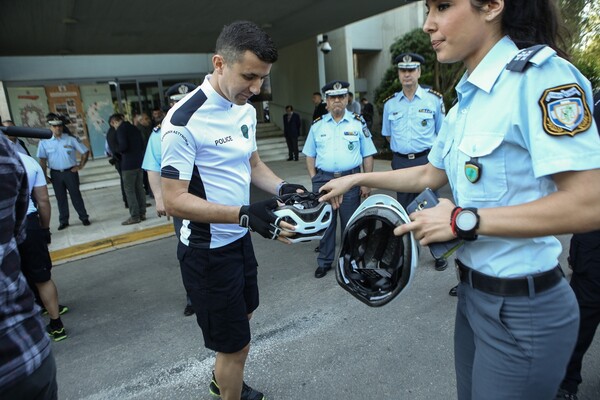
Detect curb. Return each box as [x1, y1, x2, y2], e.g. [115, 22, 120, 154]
[50, 224, 175, 264]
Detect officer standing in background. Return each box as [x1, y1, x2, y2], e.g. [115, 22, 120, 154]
[303, 80, 377, 278]
[381, 52, 446, 271]
[311, 91, 328, 121]
[37, 116, 91, 230]
[142, 82, 197, 317]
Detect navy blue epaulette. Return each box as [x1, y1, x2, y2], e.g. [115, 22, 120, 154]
[428, 88, 443, 98]
[312, 116, 322, 125]
[153, 124, 161, 132]
[506, 44, 547, 72]
[382, 93, 395, 104]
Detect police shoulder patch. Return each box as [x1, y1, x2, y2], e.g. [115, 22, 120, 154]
[506, 45, 546, 72]
[538, 83, 592, 136]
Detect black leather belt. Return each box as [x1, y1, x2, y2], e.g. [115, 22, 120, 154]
[316, 167, 361, 178]
[455, 259, 564, 297]
[51, 167, 75, 172]
[394, 149, 430, 160]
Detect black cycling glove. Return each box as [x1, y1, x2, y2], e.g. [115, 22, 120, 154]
[278, 182, 307, 196]
[239, 197, 282, 240]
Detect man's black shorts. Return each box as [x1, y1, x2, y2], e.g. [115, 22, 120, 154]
[18, 214, 53, 283]
[178, 232, 259, 353]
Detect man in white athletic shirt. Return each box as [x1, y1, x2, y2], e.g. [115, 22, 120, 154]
[161, 21, 306, 400]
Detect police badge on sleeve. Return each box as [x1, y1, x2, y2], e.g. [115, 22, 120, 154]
[538, 83, 592, 136]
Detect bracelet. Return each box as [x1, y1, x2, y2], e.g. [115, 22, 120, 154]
[450, 206, 463, 237]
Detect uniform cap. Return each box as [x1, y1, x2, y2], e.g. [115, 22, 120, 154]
[165, 82, 197, 102]
[322, 80, 350, 96]
[47, 116, 63, 126]
[394, 52, 424, 69]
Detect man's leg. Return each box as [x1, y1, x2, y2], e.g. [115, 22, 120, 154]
[63, 171, 89, 222]
[214, 344, 250, 400]
[133, 169, 147, 217]
[122, 169, 140, 219]
[50, 171, 69, 225]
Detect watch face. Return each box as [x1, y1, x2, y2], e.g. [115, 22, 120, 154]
[456, 211, 477, 230]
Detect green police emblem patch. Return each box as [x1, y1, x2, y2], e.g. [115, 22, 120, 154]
[241, 125, 249, 139]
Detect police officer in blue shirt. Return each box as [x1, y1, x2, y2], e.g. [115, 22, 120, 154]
[382, 52, 447, 271]
[303, 80, 377, 278]
[382, 52, 445, 208]
[37, 116, 91, 230]
[320, 1, 600, 398]
[143, 82, 197, 317]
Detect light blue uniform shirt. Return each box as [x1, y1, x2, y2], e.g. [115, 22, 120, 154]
[382, 85, 444, 154]
[429, 36, 600, 277]
[302, 110, 377, 172]
[36, 134, 88, 170]
[142, 126, 161, 172]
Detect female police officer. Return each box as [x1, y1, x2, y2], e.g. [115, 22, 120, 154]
[319, 1, 600, 399]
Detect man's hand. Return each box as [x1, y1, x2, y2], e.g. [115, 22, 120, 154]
[278, 182, 307, 196]
[239, 197, 295, 241]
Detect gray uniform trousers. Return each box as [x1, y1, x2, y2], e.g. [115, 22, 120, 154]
[454, 277, 579, 399]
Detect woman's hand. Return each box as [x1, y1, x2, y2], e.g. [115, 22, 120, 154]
[394, 197, 457, 245]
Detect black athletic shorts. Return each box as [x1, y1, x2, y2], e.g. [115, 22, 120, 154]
[18, 214, 53, 283]
[178, 232, 259, 353]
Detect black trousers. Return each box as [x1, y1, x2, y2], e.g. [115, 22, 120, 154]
[50, 169, 88, 224]
[561, 231, 600, 394]
[284, 133, 299, 159]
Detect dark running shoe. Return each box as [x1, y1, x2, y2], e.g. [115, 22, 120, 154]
[41, 304, 69, 316]
[209, 370, 265, 400]
[46, 324, 68, 342]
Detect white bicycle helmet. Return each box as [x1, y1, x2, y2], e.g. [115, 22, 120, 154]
[336, 194, 419, 307]
[274, 192, 332, 243]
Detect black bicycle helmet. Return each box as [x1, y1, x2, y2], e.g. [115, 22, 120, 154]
[336, 195, 418, 307]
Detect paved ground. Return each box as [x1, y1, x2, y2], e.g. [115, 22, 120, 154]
[44, 158, 599, 399]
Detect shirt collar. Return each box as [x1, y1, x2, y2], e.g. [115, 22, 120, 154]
[201, 74, 235, 109]
[323, 109, 352, 123]
[465, 36, 518, 94]
[399, 85, 424, 100]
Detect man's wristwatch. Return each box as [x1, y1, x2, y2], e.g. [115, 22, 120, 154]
[451, 207, 480, 241]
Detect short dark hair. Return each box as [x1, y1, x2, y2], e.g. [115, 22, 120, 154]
[215, 21, 278, 64]
[109, 113, 124, 124]
[313, 92, 322, 97]
[285, 105, 293, 111]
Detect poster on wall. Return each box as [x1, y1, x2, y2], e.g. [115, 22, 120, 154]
[6, 87, 51, 156]
[80, 84, 114, 159]
[45, 84, 91, 152]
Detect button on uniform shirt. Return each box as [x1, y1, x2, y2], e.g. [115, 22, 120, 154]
[142, 125, 162, 173]
[18, 153, 48, 215]
[302, 110, 377, 172]
[0, 136, 51, 390]
[429, 36, 600, 278]
[36, 134, 88, 170]
[382, 85, 444, 154]
[161, 75, 256, 249]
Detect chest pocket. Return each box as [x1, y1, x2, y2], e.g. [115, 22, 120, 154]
[456, 133, 507, 202]
[342, 133, 360, 152]
[417, 112, 434, 132]
[388, 112, 404, 131]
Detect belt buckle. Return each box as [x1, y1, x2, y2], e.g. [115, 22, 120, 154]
[333, 172, 342, 178]
[408, 154, 416, 160]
